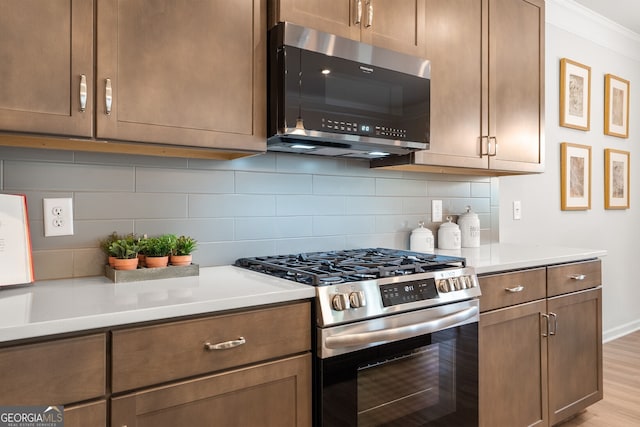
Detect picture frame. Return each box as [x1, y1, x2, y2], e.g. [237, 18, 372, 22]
[560, 143, 591, 211]
[604, 74, 630, 138]
[560, 58, 591, 131]
[604, 148, 630, 209]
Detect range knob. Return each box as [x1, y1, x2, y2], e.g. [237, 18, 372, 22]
[331, 293, 350, 311]
[349, 291, 366, 308]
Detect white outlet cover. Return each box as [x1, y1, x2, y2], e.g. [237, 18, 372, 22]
[432, 200, 443, 222]
[43, 198, 74, 237]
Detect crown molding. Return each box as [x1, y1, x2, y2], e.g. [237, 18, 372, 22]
[546, 0, 640, 60]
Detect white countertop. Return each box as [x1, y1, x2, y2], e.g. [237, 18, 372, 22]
[0, 265, 315, 343]
[439, 243, 607, 274]
[0, 244, 606, 344]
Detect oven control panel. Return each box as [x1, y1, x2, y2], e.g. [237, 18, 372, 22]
[380, 279, 439, 307]
[316, 267, 481, 327]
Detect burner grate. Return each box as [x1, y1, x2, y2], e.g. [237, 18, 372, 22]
[235, 248, 465, 286]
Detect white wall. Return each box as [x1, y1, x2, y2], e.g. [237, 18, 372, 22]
[499, 0, 640, 340]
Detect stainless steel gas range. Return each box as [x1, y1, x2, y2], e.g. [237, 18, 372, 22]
[236, 248, 481, 426]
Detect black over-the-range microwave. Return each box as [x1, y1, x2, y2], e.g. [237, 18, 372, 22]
[267, 22, 431, 159]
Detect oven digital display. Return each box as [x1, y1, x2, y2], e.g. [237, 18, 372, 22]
[380, 278, 439, 307]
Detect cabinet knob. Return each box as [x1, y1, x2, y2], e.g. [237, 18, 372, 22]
[570, 274, 586, 280]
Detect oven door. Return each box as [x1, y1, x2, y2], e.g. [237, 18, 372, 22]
[315, 299, 478, 427]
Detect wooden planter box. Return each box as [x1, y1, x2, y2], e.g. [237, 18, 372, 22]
[105, 264, 199, 283]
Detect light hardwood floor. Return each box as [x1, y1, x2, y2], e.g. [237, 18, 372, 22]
[557, 330, 640, 426]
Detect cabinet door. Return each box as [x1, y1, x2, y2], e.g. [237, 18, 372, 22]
[111, 354, 311, 427]
[412, 0, 487, 169]
[97, 0, 266, 152]
[479, 300, 548, 427]
[547, 288, 603, 426]
[488, 0, 544, 172]
[273, 0, 360, 40]
[361, 0, 426, 57]
[0, 0, 93, 137]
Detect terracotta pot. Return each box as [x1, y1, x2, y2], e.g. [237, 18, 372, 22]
[145, 256, 169, 268]
[170, 254, 192, 266]
[113, 258, 138, 270]
[108, 256, 116, 268]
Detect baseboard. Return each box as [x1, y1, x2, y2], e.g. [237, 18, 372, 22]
[603, 320, 640, 343]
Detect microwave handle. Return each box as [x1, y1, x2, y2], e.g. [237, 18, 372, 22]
[354, 0, 362, 25]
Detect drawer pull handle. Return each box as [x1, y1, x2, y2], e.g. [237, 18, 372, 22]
[570, 274, 586, 280]
[505, 285, 524, 293]
[204, 337, 246, 351]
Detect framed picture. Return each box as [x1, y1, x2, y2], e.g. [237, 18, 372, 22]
[560, 143, 591, 211]
[560, 58, 591, 130]
[604, 148, 630, 209]
[604, 74, 630, 138]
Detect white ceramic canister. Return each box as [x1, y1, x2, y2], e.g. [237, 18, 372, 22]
[437, 216, 461, 250]
[458, 205, 480, 248]
[410, 221, 435, 252]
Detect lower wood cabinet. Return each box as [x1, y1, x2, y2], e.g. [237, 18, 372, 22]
[65, 400, 107, 427]
[480, 299, 548, 427]
[0, 301, 312, 427]
[0, 334, 106, 406]
[547, 288, 602, 425]
[111, 354, 311, 427]
[479, 260, 603, 427]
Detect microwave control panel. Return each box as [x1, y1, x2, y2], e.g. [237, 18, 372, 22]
[321, 118, 408, 140]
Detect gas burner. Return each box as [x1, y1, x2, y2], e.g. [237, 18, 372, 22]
[235, 248, 465, 286]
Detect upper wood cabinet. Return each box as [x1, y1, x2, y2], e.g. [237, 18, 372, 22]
[373, 0, 545, 175]
[0, 0, 266, 159]
[97, 0, 266, 152]
[0, 0, 94, 137]
[270, 0, 426, 57]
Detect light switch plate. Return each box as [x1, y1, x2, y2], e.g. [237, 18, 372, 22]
[432, 200, 443, 222]
[513, 200, 522, 220]
[44, 198, 74, 236]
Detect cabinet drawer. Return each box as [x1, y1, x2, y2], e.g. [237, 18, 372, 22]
[547, 259, 601, 297]
[112, 302, 311, 392]
[0, 334, 106, 405]
[65, 400, 106, 427]
[479, 268, 546, 312]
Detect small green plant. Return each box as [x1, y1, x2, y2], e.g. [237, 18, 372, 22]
[173, 235, 197, 256]
[144, 234, 176, 257]
[108, 239, 140, 259]
[100, 232, 138, 255]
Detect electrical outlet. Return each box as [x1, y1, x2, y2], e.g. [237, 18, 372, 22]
[43, 198, 74, 236]
[432, 200, 443, 222]
[513, 200, 522, 220]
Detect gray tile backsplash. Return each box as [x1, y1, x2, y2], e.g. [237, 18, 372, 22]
[0, 147, 499, 280]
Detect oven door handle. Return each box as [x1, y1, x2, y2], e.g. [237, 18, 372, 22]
[325, 305, 478, 349]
